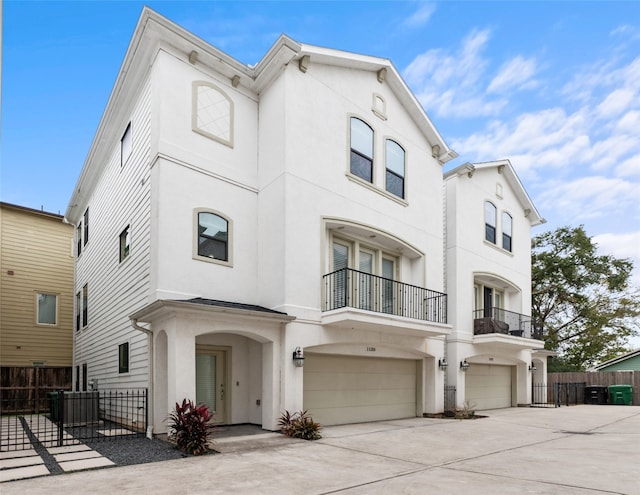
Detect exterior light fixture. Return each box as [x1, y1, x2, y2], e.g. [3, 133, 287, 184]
[460, 360, 470, 372]
[529, 363, 537, 372]
[292, 347, 305, 367]
[438, 358, 448, 371]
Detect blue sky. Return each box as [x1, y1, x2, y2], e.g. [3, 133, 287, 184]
[3, 1, 640, 289]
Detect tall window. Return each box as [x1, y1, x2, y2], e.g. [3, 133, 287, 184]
[196, 211, 230, 263]
[385, 140, 405, 198]
[36, 293, 57, 325]
[83, 208, 89, 246]
[502, 212, 513, 252]
[76, 224, 82, 257]
[121, 122, 132, 166]
[119, 226, 131, 262]
[118, 343, 129, 374]
[76, 291, 81, 331]
[485, 201, 497, 244]
[82, 284, 88, 327]
[350, 117, 374, 182]
[82, 363, 88, 391]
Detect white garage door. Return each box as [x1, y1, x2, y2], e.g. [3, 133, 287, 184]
[303, 354, 417, 426]
[465, 364, 512, 410]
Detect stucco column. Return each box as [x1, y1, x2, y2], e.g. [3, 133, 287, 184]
[166, 328, 196, 407]
[261, 341, 281, 430]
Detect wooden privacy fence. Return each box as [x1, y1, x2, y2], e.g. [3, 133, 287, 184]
[1, 366, 72, 413]
[547, 371, 639, 405]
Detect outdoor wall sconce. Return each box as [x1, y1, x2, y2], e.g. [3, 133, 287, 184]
[292, 347, 305, 367]
[460, 360, 470, 372]
[438, 358, 448, 371]
[529, 363, 537, 372]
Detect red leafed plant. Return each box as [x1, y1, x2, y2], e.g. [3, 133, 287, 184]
[168, 399, 214, 455]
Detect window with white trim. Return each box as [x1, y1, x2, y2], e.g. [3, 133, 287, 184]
[194, 209, 232, 265]
[502, 212, 512, 252]
[36, 293, 57, 325]
[121, 122, 132, 166]
[119, 225, 130, 262]
[118, 343, 129, 374]
[485, 201, 497, 244]
[350, 117, 374, 182]
[385, 140, 405, 198]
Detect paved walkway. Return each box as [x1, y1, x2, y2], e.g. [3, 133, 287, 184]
[2, 405, 639, 494]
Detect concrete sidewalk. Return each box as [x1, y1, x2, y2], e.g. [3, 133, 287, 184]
[2, 405, 639, 494]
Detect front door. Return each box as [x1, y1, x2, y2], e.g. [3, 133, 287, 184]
[195, 348, 226, 424]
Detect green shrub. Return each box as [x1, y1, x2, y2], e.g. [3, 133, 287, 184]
[278, 410, 322, 440]
[168, 399, 214, 455]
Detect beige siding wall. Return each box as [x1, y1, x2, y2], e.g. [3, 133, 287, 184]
[0, 204, 74, 366]
[73, 74, 153, 389]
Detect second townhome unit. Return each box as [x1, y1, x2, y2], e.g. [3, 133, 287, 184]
[444, 161, 546, 410]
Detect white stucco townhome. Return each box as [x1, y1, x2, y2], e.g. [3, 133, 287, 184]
[65, 7, 546, 435]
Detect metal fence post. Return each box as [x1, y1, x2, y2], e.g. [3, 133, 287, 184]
[57, 389, 64, 447]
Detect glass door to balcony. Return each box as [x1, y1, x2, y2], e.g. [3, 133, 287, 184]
[358, 249, 374, 311]
[381, 257, 395, 314]
[333, 242, 349, 308]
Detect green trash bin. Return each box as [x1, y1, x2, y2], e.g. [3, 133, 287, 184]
[608, 385, 633, 405]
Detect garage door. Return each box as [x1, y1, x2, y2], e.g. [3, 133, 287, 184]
[465, 364, 512, 410]
[303, 354, 417, 426]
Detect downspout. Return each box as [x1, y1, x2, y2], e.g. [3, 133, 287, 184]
[131, 318, 154, 439]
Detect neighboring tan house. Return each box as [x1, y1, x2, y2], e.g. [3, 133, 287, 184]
[64, 8, 545, 434]
[444, 162, 546, 410]
[0, 202, 74, 370]
[592, 349, 640, 372]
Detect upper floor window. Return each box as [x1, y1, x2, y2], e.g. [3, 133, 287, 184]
[76, 224, 82, 257]
[36, 293, 57, 325]
[192, 81, 234, 147]
[485, 201, 497, 244]
[76, 291, 81, 331]
[502, 212, 513, 252]
[83, 208, 89, 246]
[350, 117, 374, 182]
[121, 122, 132, 166]
[82, 284, 88, 328]
[385, 140, 405, 199]
[194, 209, 232, 265]
[119, 225, 131, 262]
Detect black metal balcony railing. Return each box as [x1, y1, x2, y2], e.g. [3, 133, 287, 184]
[322, 268, 447, 324]
[473, 307, 539, 339]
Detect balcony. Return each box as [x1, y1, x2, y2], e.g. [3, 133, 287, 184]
[321, 268, 448, 337]
[473, 308, 544, 349]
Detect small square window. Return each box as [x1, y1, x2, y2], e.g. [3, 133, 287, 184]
[118, 343, 129, 374]
[37, 293, 57, 325]
[119, 226, 131, 262]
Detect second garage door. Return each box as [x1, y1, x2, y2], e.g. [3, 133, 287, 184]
[303, 353, 417, 426]
[465, 364, 512, 410]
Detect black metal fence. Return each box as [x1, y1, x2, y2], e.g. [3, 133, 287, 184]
[323, 268, 448, 324]
[531, 382, 586, 408]
[0, 388, 147, 451]
[444, 385, 457, 416]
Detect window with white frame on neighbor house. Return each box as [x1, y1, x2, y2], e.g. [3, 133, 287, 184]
[350, 117, 374, 182]
[485, 201, 497, 244]
[195, 210, 231, 264]
[36, 293, 57, 325]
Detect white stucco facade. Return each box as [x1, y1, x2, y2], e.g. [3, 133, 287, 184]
[66, 8, 545, 434]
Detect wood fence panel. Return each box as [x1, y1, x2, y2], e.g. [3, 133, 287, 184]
[547, 371, 639, 405]
[1, 366, 72, 412]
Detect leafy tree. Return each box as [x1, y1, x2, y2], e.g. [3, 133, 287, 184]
[532, 225, 640, 370]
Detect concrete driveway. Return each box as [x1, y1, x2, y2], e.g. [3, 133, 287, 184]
[2, 405, 639, 494]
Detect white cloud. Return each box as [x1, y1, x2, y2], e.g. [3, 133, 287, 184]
[596, 88, 635, 118]
[487, 56, 538, 93]
[403, 3, 436, 27]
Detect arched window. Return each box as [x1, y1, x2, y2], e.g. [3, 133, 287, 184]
[192, 82, 234, 147]
[502, 212, 513, 252]
[194, 210, 232, 264]
[350, 117, 374, 182]
[385, 140, 405, 198]
[485, 201, 497, 244]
